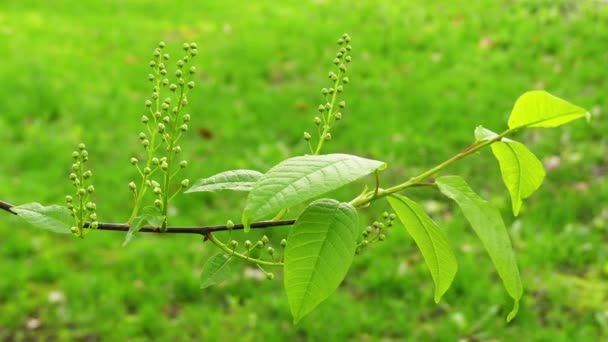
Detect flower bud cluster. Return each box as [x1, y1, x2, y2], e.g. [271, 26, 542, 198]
[305, 33, 352, 154]
[66, 143, 98, 237]
[356, 211, 395, 254]
[225, 233, 286, 274]
[128, 42, 198, 227]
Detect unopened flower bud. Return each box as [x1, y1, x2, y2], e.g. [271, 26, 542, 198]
[342, 77, 350, 84]
[261, 235, 269, 245]
[182, 114, 191, 122]
[280, 239, 287, 247]
[267, 247, 275, 255]
[181, 179, 190, 188]
[86, 202, 96, 211]
[89, 213, 97, 221]
[129, 182, 137, 190]
[153, 187, 162, 194]
[245, 240, 252, 248]
[69, 173, 77, 180]
[266, 273, 275, 280]
[158, 123, 165, 133]
[180, 160, 188, 168]
[65, 195, 73, 203]
[180, 124, 188, 132]
[226, 220, 235, 229]
[339, 100, 346, 108]
[335, 112, 342, 120]
[169, 84, 177, 92]
[87, 185, 95, 194]
[154, 199, 162, 207]
[72, 151, 80, 159]
[130, 157, 138, 165]
[144, 167, 151, 175]
[83, 170, 92, 179]
[187, 81, 195, 89]
[314, 117, 321, 125]
[229, 240, 238, 249]
[303, 132, 311, 141]
[160, 162, 169, 171]
[324, 133, 332, 141]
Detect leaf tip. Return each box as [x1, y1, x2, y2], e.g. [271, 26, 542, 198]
[506, 299, 520, 322]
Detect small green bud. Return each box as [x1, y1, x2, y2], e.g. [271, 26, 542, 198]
[229, 240, 238, 249]
[160, 161, 169, 171]
[152, 92, 159, 100]
[190, 42, 198, 49]
[71, 226, 78, 234]
[280, 239, 287, 248]
[163, 53, 169, 61]
[169, 84, 177, 92]
[245, 240, 252, 248]
[183, 56, 190, 63]
[180, 160, 188, 168]
[379, 234, 386, 241]
[256, 241, 264, 248]
[65, 195, 73, 203]
[314, 116, 321, 125]
[362, 239, 369, 247]
[345, 56, 352, 63]
[149, 60, 156, 68]
[87, 185, 95, 194]
[343, 34, 351, 42]
[187, 81, 195, 89]
[66, 203, 74, 210]
[190, 49, 198, 56]
[162, 76, 169, 83]
[72, 163, 80, 171]
[181, 179, 190, 188]
[339, 100, 346, 108]
[337, 38, 345, 45]
[148, 73, 155, 81]
[182, 114, 191, 122]
[161, 103, 169, 111]
[153, 187, 162, 195]
[227, 220, 235, 229]
[158, 63, 165, 69]
[138, 133, 147, 141]
[318, 104, 326, 112]
[129, 182, 137, 190]
[141, 116, 149, 125]
[324, 102, 332, 111]
[189, 66, 196, 74]
[180, 124, 189, 132]
[321, 88, 329, 95]
[158, 41, 166, 48]
[72, 151, 80, 159]
[172, 107, 178, 114]
[335, 112, 342, 120]
[154, 111, 161, 119]
[328, 87, 335, 94]
[303, 132, 312, 141]
[339, 47, 347, 53]
[372, 221, 380, 228]
[266, 272, 275, 280]
[163, 116, 170, 124]
[333, 58, 340, 65]
[182, 43, 190, 51]
[346, 44, 352, 51]
[153, 49, 161, 58]
[78, 143, 86, 151]
[130, 157, 138, 165]
[158, 123, 165, 133]
[182, 98, 188, 106]
[177, 60, 185, 68]
[173, 145, 182, 154]
[69, 173, 77, 180]
[81, 150, 89, 159]
[339, 64, 347, 72]
[90, 221, 99, 229]
[73, 178, 81, 187]
[337, 85, 343, 93]
[83, 170, 92, 179]
[145, 100, 152, 108]
[382, 212, 389, 219]
[324, 133, 332, 141]
[389, 213, 397, 220]
[86, 202, 96, 211]
[89, 213, 97, 221]
[143, 167, 152, 175]
[154, 199, 162, 207]
[152, 157, 160, 165]
[267, 247, 275, 255]
[145, 180, 152, 187]
[336, 51, 343, 58]
[178, 78, 185, 85]
[261, 235, 269, 245]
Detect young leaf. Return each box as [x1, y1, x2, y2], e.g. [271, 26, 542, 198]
[436, 175, 522, 321]
[284, 198, 359, 324]
[508, 90, 588, 129]
[12, 203, 72, 234]
[387, 195, 457, 303]
[123, 206, 165, 247]
[185, 169, 263, 193]
[200, 253, 233, 289]
[474, 125, 499, 142]
[242, 153, 385, 231]
[491, 141, 545, 216]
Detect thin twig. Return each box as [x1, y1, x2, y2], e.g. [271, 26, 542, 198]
[0, 199, 295, 235]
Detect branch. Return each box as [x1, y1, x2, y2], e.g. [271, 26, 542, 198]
[0, 199, 295, 235]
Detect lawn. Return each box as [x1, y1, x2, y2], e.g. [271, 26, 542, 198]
[0, 0, 607, 340]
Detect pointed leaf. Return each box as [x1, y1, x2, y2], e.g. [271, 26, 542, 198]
[243, 153, 384, 230]
[490, 140, 545, 216]
[123, 206, 165, 247]
[185, 169, 263, 193]
[387, 195, 457, 303]
[508, 90, 588, 129]
[436, 175, 522, 321]
[474, 126, 499, 142]
[284, 199, 359, 323]
[12, 203, 72, 234]
[200, 253, 233, 289]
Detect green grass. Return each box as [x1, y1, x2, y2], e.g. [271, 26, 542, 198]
[1, 0, 607, 340]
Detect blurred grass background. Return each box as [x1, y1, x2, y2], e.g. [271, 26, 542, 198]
[0, 0, 607, 340]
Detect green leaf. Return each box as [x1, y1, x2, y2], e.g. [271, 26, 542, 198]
[200, 253, 233, 289]
[436, 176, 522, 321]
[12, 203, 72, 234]
[243, 153, 384, 231]
[185, 169, 263, 193]
[123, 206, 165, 247]
[490, 140, 545, 216]
[508, 90, 588, 129]
[387, 195, 457, 303]
[474, 125, 499, 142]
[284, 199, 359, 323]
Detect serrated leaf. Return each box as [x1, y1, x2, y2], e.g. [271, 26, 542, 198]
[185, 169, 263, 193]
[436, 175, 522, 322]
[243, 153, 384, 231]
[13, 203, 73, 234]
[200, 253, 233, 289]
[490, 140, 545, 216]
[387, 195, 457, 303]
[508, 90, 588, 129]
[123, 206, 165, 247]
[284, 199, 358, 324]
